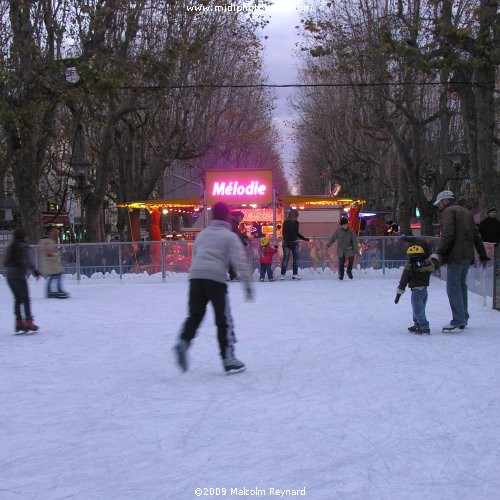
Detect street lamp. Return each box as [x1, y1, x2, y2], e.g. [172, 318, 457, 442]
[70, 124, 91, 239]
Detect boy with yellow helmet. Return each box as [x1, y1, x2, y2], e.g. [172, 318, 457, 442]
[395, 241, 438, 334]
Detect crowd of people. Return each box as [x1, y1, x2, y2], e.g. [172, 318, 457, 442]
[3, 195, 498, 356]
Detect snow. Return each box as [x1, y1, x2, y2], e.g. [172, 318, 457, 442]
[1, 276, 500, 499]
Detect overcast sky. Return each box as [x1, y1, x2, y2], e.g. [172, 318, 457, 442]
[261, 1, 313, 191]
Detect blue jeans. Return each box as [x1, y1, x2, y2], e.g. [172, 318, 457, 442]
[446, 260, 470, 326]
[281, 241, 299, 276]
[46, 273, 62, 295]
[260, 263, 273, 280]
[411, 286, 429, 330]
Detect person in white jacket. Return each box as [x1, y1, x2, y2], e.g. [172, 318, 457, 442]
[174, 202, 253, 374]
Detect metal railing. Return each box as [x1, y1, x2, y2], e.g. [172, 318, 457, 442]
[0, 237, 496, 305]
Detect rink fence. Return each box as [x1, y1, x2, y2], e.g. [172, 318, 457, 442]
[0, 237, 497, 307]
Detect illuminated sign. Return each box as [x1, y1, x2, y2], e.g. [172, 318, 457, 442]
[206, 169, 273, 205]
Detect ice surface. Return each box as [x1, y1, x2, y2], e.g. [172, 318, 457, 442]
[1, 277, 499, 499]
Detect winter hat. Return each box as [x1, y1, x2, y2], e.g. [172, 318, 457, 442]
[211, 202, 231, 221]
[433, 190, 454, 206]
[260, 236, 270, 247]
[13, 227, 27, 241]
[340, 217, 349, 226]
[487, 207, 497, 214]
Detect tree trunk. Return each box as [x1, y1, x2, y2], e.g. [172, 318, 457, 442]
[396, 163, 412, 234]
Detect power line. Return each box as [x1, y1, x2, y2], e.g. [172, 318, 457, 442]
[119, 81, 498, 92]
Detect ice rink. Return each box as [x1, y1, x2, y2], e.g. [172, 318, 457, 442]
[1, 276, 499, 499]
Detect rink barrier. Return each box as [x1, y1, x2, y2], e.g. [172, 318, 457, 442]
[0, 237, 496, 306]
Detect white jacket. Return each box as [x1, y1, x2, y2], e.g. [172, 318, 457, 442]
[189, 220, 252, 285]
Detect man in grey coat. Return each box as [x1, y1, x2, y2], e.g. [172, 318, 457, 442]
[174, 202, 253, 374]
[431, 191, 489, 332]
[327, 217, 359, 279]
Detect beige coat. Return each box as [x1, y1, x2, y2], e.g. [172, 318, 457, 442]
[39, 237, 63, 275]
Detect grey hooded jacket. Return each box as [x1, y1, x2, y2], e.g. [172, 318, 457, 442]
[189, 220, 252, 286]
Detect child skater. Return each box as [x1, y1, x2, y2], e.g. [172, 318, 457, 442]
[394, 243, 437, 335]
[259, 236, 278, 282]
[174, 202, 253, 374]
[5, 228, 40, 333]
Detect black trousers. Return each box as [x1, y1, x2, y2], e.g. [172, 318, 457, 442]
[338, 255, 353, 277]
[180, 279, 236, 359]
[7, 278, 31, 320]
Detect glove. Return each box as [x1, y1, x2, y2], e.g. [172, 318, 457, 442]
[33, 270, 40, 278]
[245, 285, 254, 302]
[429, 253, 441, 265]
[394, 293, 401, 304]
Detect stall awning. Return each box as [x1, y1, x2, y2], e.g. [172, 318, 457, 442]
[278, 195, 365, 207]
[117, 197, 202, 210]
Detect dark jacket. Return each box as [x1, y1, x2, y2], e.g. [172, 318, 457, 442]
[398, 259, 436, 291]
[5, 241, 38, 280]
[478, 217, 500, 244]
[282, 220, 308, 244]
[436, 202, 487, 263]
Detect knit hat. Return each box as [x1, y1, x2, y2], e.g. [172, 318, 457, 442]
[340, 217, 349, 226]
[260, 236, 270, 247]
[487, 207, 497, 214]
[211, 202, 230, 221]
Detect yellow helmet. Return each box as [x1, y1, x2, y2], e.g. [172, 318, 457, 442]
[406, 245, 425, 256]
[260, 236, 270, 247]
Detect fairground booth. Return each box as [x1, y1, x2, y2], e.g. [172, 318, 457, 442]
[118, 169, 365, 243]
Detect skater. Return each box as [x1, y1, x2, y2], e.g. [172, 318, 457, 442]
[5, 228, 40, 333]
[478, 208, 500, 244]
[174, 202, 253, 374]
[431, 191, 489, 332]
[228, 210, 248, 281]
[280, 209, 309, 280]
[259, 236, 278, 281]
[326, 217, 359, 279]
[39, 226, 69, 298]
[394, 244, 438, 334]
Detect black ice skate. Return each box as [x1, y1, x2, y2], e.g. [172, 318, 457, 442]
[223, 357, 246, 374]
[442, 324, 466, 333]
[174, 340, 189, 372]
[408, 323, 419, 333]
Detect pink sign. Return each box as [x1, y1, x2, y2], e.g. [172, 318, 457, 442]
[212, 181, 266, 197]
[205, 169, 273, 205]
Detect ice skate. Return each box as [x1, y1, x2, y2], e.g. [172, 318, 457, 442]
[442, 324, 466, 333]
[259, 278, 264, 282]
[223, 357, 246, 374]
[407, 323, 419, 333]
[55, 291, 69, 299]
[23, 316, 39, 332]
[15, 319, 28, 334]
[280, 275, 285, 281]
[292, 275, 301, 280]
[173, 340, 189, 372]
[347, 270, 353, 279]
